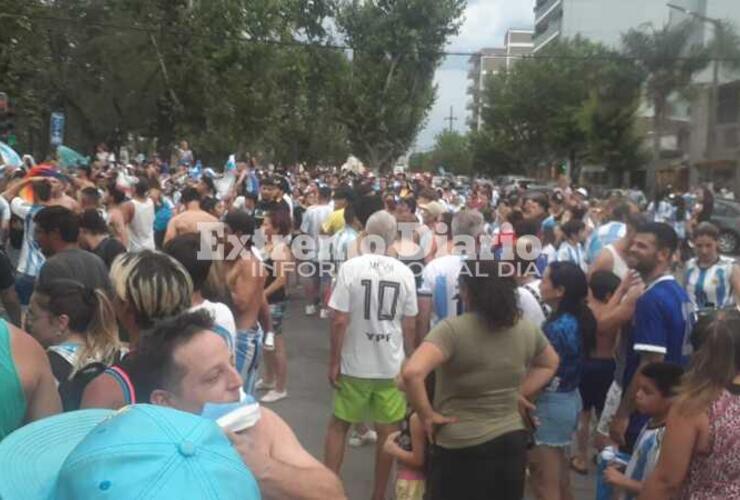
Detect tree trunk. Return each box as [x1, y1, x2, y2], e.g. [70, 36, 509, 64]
[648, 97, 664, 199]
[570, 149, 580, 185]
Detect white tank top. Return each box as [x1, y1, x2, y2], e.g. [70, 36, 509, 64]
[128, 198, 155, 252]
[605, 244, 629, 279]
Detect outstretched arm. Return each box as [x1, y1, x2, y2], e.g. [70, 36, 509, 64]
[230, 408, 346, 500]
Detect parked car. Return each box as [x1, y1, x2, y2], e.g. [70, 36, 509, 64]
[711, 198, 740, 254]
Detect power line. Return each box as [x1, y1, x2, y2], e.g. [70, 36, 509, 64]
[1, 11, 740, 63]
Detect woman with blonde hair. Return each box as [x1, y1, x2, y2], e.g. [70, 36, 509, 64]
[25, 279, 122, 411]
[640, 309, 740, 499]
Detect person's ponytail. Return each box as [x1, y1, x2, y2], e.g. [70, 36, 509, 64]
[78, 289, 122, 373]
[42, 280, 122, 376]
[577, 300, 597, 357]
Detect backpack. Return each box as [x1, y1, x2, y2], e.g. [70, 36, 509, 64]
[49, 349, 125, 411]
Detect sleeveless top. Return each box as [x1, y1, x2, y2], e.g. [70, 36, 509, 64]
[0, 320, 26, 441]
[127, 198, 156, 252]
[264, 254, 286, 304]
[101, 354, 138, 407]
[605, 244, 629, 280]
[680, 386, 740, 499]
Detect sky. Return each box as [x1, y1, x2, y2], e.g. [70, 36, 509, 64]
[414, 0, 536, 151]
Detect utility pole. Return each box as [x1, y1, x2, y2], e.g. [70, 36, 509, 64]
[444, 106, 457, 133]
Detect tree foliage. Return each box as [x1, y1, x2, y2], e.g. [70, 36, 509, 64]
[333, 0, 465, 172]
[0, 0, 461, 168]
[473, 37, 647, 182]
[410, 130, 472, 174]
[622, 21, 709, 195]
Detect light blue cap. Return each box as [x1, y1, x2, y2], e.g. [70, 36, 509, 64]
[0, 404, 261, 500]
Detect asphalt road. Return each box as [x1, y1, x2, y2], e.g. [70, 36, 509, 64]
[262, 287, 597, 500]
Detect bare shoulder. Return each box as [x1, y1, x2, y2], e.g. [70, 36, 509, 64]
[8, 323, 46, 366]
[7, 323, 47, 392]
[80, 371, 125, 410]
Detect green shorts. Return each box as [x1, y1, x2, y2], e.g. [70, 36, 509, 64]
[333, 375, 406, 424]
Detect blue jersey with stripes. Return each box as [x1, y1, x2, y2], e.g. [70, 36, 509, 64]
[585, 221, 626, 264]
[623, 275, 694, 389]
[684, 256, 737, 310]
[417, 255, 464, 327]
[557, 241, 587, 273]
[13, 200, 45, 277]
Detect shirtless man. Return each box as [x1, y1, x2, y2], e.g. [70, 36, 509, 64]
[222, 210, 273, 396]
[72, 164, 97, 192]
[106, 181, 130, 248]
[49, 176, 80, 212]
[0, 321, 61, 439]
[163, 187, 218, 244]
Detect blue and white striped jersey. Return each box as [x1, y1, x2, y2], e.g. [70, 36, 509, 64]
[684, 256, 737, 309]
[585, 221, 626, 265]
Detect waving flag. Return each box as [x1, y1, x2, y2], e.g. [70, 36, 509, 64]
[56, 145, 90, 169]
[0, 141, 22, 168]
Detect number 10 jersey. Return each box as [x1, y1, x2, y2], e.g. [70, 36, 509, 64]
[329, 254, 419, 379]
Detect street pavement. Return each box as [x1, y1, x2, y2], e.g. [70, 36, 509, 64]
[261, 287, 597, 500]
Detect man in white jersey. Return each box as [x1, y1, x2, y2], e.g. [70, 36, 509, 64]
[417, 210, 483, 338]
[324, 210, 418, 500]
[684, 222, 740, 310]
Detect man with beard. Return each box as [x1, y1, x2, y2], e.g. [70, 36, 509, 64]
[609, 222, 694, 452]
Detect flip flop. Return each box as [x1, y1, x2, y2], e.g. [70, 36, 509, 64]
[570, 456, 589, 475]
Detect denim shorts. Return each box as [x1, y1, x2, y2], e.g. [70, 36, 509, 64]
[534, 390, 582, 448]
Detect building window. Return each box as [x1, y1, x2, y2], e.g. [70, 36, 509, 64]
[717, 86, 739, 124]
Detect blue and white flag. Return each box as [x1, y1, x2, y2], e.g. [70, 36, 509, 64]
[0, 141, 22, 168]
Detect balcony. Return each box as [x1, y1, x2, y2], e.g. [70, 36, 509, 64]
[534, 17, 562, 52]
[535, 0, 562, 25]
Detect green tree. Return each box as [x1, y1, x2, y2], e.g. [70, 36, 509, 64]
[473, 37, 646, 182]
[1, 0, 346, 165]
[334, 0, 465, 172]
[0, 0, 53, 153]
[430, 130, 472, 174]
[577, 53, 648, 180]
[622, 20, 710, 196]
[408, 151, 433, 172]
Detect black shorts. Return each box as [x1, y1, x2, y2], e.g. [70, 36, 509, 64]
[0, 249, 14, 291]
[427, 430, 528, 500]
[579, 358, 615, 413]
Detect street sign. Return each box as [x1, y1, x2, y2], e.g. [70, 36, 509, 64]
[50, 112, 65, 147]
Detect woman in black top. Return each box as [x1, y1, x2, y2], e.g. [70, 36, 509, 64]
[257, 208, 293, 403]
[25, 279, 123, 410]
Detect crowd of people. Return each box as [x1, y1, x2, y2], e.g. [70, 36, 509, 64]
[0, 144, 738, 500]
